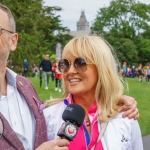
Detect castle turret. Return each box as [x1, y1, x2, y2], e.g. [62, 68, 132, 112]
[64, 10, 91, 37]
[77, 11, 90, 31]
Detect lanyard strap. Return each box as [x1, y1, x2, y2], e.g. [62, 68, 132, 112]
[82, 124, 91, 147]
[91, 121, 108, 150]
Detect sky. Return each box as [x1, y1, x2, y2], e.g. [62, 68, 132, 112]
[44, 0, 150, 31]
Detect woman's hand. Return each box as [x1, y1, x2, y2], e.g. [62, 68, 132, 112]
[36, 139, 69, 150]
[119, 95, 139, 119]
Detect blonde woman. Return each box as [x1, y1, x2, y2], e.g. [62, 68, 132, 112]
[44, 35, 143, 150]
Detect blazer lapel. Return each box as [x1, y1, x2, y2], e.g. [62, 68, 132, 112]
[0, 112, 24, 150]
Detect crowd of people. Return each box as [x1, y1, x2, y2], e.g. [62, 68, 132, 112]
[21, 55, 63, 91]
[120, 62, 150, 83]
[38, 55, 63, 91]
[21, 58, 150, 90]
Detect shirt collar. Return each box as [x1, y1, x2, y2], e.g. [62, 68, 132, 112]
[63, 94, 73, 105]
[6, 68, 17, 87]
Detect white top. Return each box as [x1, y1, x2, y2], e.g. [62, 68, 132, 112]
[44, 101, 143, 150]
[0, 68, 35, 150]
[147, 68, 150, 75]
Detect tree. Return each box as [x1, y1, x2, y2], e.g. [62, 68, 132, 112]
[92, 0, 150, 64]
[1, 0, 70, 73]
[136, 37, 150, 64]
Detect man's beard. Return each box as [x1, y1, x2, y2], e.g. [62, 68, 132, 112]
[0, 36, 10, 67]
[0, 56, 8, 66]
[0, 46, 9, 67]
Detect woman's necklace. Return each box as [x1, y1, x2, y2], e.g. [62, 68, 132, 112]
[83, 118, 91, 144]
[84, 119, 91, 127]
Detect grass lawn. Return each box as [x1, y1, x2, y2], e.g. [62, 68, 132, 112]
[125, 77, 150, 136]
[29, 77, 150, 136]
[30, 77, 63, 101]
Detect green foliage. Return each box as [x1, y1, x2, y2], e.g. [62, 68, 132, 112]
[1, 0, 70, 73]
[136, 38, 150, 65]
[92, 0, 150, 65]
[50, 54, 56, 62]
[108, 37, 138, 64]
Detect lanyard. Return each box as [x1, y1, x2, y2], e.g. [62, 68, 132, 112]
[82, 124, 91, 147]
[82, 121, 108, 150]
[91, 121, 108, 150]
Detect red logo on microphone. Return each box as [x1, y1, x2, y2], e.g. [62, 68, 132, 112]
[65, 124, 77, 137]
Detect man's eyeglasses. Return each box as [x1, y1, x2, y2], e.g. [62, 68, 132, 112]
[0, 26, 14, 36]
[58, 57, 93, 73]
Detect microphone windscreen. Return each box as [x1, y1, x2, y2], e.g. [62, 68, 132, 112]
[62, 104, 85, 127]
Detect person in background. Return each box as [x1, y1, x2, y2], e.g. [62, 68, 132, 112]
[51, 60, 56, 81]
[146, 64, 150, 84]
[33, 64, 39, 78]
[131, 66, 136, 78]
[137, 64, 144, 82]
[0, 3, 69, 150]
[44, 35, 143, 150]
[39, 54, 52, 90]
[53, 58, 63, 92]
[122, 61, 127, 77]
[22, 59, 29, 77]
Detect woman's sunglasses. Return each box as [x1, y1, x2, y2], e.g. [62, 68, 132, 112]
[58, 57, 92, 73]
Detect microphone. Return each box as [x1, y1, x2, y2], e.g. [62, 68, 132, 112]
[57, 103, 85, 141]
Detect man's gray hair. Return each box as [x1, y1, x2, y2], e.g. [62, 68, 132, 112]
[0, 3, 16, 32]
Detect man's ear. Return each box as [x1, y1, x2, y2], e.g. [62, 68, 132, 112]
[10, 33, 18, 52]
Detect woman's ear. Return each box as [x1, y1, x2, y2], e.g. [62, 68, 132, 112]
[10, 33, 18, 52]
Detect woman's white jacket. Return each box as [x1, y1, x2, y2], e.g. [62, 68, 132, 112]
[44, 101, 143, 150]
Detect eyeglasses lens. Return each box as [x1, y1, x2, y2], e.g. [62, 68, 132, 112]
[74, 58, 87, 72]
[58, 59, 70, 73]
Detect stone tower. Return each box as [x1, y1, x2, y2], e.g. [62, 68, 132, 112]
[77, 11, 90, 31]
[56, 43, 61, 58]
[64, 10, 91, 37]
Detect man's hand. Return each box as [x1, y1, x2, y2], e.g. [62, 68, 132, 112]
[119, 95, 139, 120]
[36, 139, 69, 150]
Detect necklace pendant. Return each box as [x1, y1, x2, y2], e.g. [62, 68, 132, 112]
[85, 120, 90, 126]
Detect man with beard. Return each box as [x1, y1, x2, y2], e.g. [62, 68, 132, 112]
[0, 3, 69, 150]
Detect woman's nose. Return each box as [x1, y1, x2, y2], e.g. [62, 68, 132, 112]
[67, 63, 77, 74]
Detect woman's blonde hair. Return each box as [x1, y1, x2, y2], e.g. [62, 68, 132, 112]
[61, 35, 126, 121]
